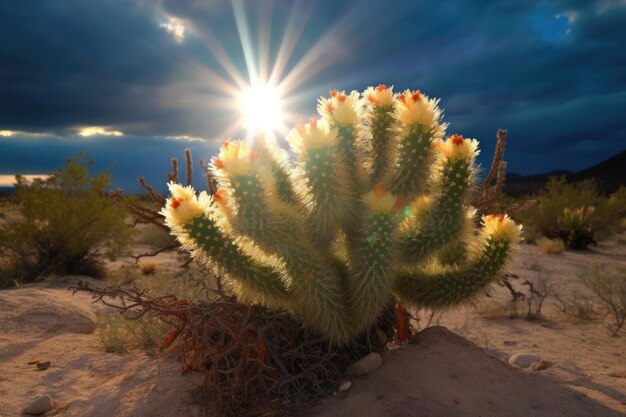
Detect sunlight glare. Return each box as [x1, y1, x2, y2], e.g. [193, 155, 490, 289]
[238, 83, 284, 134]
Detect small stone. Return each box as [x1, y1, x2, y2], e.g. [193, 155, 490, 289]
[503, 340, 517, 346]
[337, 380, 352, 393]
[532, 360, 553, 371]
[23, 395, 53, 415]
[608, 368, 626, 378]
[36, 361, 51, 371]
[508, 353, 541, 369]
[349, 352, 382, 376]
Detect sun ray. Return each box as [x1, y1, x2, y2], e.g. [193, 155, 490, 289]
[231, 0, 259, 85]
[268, 0, 313, 86]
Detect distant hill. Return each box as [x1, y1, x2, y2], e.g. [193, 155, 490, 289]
[504, 150, 626, 196]
[0, 186, 14, 196]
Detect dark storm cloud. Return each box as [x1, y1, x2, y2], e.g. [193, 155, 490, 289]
[0, 0, 625, 187]
[0, 1, 193, 135]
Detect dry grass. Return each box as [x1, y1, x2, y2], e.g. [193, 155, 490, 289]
[139, 261, 157, 275]
[537, 237, 565, 254]
[96, 311, 167, 353]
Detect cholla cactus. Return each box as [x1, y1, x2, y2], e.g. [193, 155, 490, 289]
[161, 84, 522, 343]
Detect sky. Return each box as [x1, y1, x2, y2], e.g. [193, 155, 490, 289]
[1, 0, 625, 192]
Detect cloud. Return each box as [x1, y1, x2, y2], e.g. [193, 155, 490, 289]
[78, 127, 124, 137]
[160, 17, 187, 42]
[0, 0, 624, 178]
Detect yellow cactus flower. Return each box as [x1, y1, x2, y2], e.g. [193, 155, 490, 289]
[363, 184, 404, 213]
[436, 134, 479, 162]
[212, 140, 259, 176]
[482, 214, 522, 242]
[364, 84, 395, 108]
[287, 117, 338, 151]
[395, 89, 441, 128]
[318, 90, 362, 126]
[161, 183, 210, 228]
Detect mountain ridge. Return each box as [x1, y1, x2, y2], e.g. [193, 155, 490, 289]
[504, 149, 626, 196]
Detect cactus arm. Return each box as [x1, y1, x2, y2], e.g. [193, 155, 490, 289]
[394, 237, 511, 309]
[398, 135, 478, 263]
[348, 186, 403, 332]
[253, 136, 299, 205]
[182, 215, 291, 307]
[160, 185, 290, 308]
[394, 215, 521, 309]
[388, 124, 435, 198]
[388, 90, 444, 199]
[363, 85, 396, 184]
[288, 118, 357, 245]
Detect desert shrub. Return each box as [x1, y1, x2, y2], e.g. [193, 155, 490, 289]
[521, 176, 625, 249]
[139, 261, 157, 275]
[497, 265, 553, 320]
[96, 311, 167, 352]
[579, 264, 626, 335]
[556, 206, 597, 249]
[135, 223, 178, 248]
[554, 289, 596, 322]
[97, 312, 131, 353]
[0, 154, 132, 287]
[536, 237, 565, 254]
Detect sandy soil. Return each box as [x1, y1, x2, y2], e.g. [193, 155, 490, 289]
[1, 235, 625, 416]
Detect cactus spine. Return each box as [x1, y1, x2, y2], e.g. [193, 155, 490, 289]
[161, 84, 522, 344]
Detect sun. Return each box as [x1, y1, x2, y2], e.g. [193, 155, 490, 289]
[238, 83, 284, 135]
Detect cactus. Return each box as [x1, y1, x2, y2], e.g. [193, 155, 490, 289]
[161, 84, 522, 344]
[557, 206, 596, 249]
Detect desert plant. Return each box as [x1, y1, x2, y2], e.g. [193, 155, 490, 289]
[96, 311, 166, 352]
[554, 289, 596, 322]
[0, 154, 132, 287]
[139, 261, 157, 275]
[536, 237, 565, 254]
[579, 264, 626, 335]
[161, 85, 522, 343]
[522, 176, 626, 247]
[557, 206, 596, 249]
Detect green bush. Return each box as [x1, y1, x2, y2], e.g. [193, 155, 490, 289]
[0, 154, 132, 287]
[521, 176, 626, 249]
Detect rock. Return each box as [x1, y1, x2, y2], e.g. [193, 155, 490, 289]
[23, 395, 53, 415]
[337, 380, 352, 393]
[503, 340, 517, 346]
[349, 352, 382, 376]
[36, 361, 51, 371]
[532, 360, 553, 371]
[508, 353, 541, 369]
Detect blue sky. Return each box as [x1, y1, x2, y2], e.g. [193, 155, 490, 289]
[1, 0, 625, 191]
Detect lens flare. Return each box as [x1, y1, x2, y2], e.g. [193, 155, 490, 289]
[238, 83, 284, 134]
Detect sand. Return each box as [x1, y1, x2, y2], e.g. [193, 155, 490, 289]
[1, 237, 625, 416]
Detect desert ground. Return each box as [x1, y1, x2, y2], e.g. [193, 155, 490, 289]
[1, 224, 625, 416]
